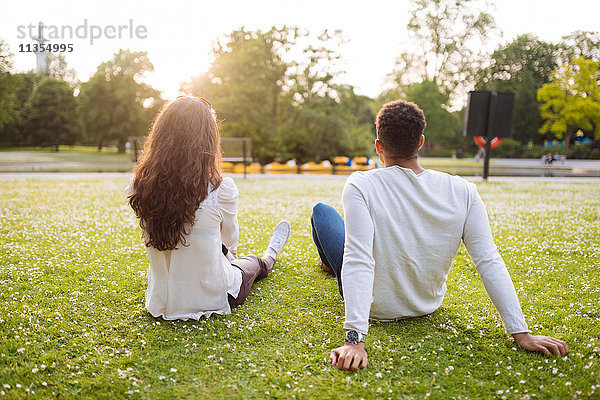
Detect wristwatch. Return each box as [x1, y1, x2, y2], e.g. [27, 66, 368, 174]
[345, 330, 366, 345]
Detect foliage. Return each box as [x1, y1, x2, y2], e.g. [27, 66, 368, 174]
[2, 72, 43, 146]
[284, 31, 375, 163]
[489, 138, 524, 158]
[0, 38, 12, 75]
[558, 31, 600, 65]
[24, 77, 80, 150]
[537, 57, 600, 147]
[502, 143, 600, 159]
[182, 27, 297, 164]
[182, 27, 375, 164]
[78, 50, 163, 152]
[389, 0, 497, 106]
[44, 53, 78, 86]
[477, 34, 559, 144]
[0, 75, 21, 146]
[0, 39, 18, 146]
[1, 43, 81, 148]
[567, 142, 600, 159]
[0, 177, 598, 398]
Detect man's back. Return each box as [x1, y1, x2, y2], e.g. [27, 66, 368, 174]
[342, 166, 472, 320]
[342, 166, 527, 335]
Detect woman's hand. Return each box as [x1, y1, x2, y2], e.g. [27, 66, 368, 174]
[330, 342, 368, 372]
[225, 250, 236, 263]
[512, 332, 568, 357]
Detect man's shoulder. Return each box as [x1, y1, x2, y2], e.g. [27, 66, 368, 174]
[346, 170, 372, 185]
[344, 169, 386, 192]
[345, 168, 477, 195]
[427, 169, 476, 191]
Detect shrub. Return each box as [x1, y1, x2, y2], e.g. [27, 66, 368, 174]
[568, 143, 592, 159]
[492, 138, 524, 158]
[522, 145, 563, 159]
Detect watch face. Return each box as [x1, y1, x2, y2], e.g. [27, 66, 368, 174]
[346, 330, 359, 343]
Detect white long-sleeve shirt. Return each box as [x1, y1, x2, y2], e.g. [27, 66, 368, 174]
[126, 176, 242, 320]
[341, 166, 529, 335]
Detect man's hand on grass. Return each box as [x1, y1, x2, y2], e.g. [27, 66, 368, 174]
[330, 342, 368, 372]
[512, 332, 568, 357]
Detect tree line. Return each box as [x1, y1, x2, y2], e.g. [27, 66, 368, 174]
[0, 49, 163, 152]
[0, 0, 599, 161]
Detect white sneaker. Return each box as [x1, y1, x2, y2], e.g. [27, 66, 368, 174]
[264, 220, 291, 259]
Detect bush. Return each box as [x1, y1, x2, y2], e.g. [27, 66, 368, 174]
[499, 142, 600, 159]
[522, 145, 564, 159]
[567, 143, 592, 159]
[492, 138, 523, 158]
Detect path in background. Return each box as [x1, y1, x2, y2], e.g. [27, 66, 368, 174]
[1, 148, 599, 176]
[2, 172, 600, 183]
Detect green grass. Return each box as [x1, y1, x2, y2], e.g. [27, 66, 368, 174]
[0, 147, 133, 172]
[0, 177, 598, 399]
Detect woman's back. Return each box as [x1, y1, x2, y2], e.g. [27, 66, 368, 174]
[132, 177, 242, 320]
[127, 96, 290, 320]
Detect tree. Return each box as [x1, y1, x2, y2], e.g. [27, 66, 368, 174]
[0, 41, 39, 146]
[183, 27, 376, 164]
[282, 30, 375, 163]
[44, 53, 78, 86]
[25, 77, 80, 150]
[8, 72, 44, 145]
[284, 83, 374, 164]
[407, 81, 458, 150]
[558, 31, 600, 65]
[0, 38, 12, 75]
[0, 39, 19, 145]
[389, 0, 497, 107]
[182, 27, 298, 164]
[78, 50, 163, 152]
[477, 34, 559, 143]
[537, 57, 600, 147]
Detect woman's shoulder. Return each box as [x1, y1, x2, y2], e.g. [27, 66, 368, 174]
[217, 176, 239, 202]
[125, 174, 135, 197]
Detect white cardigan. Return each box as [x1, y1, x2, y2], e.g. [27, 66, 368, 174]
[127, 177, 242, 320]
[341, 166, 529, 335]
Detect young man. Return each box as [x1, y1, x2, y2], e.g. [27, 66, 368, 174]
[311, 100, 568, 372]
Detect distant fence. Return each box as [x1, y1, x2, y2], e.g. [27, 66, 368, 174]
[129, 136, 252, 178]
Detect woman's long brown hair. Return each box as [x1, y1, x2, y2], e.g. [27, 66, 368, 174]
[129, 96, 222, 251]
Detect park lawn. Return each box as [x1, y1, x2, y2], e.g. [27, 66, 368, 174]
[0, 177, 598, 399]
[0, 147, 133, 172]
[419, 157, 486, 168]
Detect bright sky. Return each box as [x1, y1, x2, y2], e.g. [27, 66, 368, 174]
[1, 0, 599, 100]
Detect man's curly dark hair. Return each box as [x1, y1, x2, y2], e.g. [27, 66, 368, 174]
[375, 100, 427, 159]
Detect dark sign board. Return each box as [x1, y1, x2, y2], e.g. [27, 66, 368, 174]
[463, 90, 515, 138]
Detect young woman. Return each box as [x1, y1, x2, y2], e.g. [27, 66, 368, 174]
[127, 96, 291, 320]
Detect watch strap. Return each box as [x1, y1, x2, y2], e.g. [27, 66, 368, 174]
[345, 330, 366, 344]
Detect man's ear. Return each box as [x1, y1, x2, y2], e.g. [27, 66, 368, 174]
[418, 135, 425, 150]
[375, 139, 383, 155]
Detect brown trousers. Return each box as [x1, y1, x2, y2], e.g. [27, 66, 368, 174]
[227, 253, 275, 309]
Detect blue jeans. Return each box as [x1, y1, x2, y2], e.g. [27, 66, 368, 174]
[311, 203, 345, 297]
